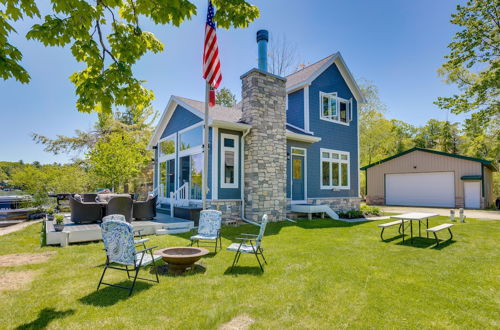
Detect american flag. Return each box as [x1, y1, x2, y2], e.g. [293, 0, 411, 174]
[203, 0, 222, 90]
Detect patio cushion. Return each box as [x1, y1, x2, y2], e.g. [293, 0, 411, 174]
[191, 234, 218, 241]
[101, 220, 136, 266]
[198, 210, 222, 236]
[136, 252, 162, 267]
[227, 243, 258, 254]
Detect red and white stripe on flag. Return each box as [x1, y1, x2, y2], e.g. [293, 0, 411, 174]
[203, 0, 222, 90]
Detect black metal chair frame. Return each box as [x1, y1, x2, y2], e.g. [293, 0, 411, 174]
[230, 234, 267, 272]
[190, 229, 222, 253]
[97, 246, 160, 296]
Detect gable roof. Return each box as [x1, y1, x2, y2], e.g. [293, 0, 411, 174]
[175, 96, 242, 122]
[148, 95, 321, 148]
[285, 52, 366, 103]
[360, 147, 498, 171]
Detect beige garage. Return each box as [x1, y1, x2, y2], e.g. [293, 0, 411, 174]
[361, 148, 497, 209]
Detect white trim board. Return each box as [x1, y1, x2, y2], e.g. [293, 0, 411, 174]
[286, 52, 366, 103]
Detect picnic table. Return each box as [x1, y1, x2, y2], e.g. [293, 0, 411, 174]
[390, 212, 439, 244]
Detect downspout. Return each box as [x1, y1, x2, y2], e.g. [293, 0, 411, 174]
[240, 127, 260, 226]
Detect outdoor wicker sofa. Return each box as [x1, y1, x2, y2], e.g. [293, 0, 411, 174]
[106, 196, 133, 222]
[69, 196, 103, 224]
[133, 195, 157, 220]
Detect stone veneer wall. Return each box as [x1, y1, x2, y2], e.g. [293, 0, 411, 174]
[206, 200, 242, 224]
[240, 69, 287, 222]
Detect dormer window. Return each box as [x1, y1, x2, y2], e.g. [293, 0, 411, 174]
[320, 92, 352, 125]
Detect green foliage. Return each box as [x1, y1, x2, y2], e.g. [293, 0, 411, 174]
[215, 87, 237, 107]
[436, 0, 499, 127]
[338, 209, 364, 219]
[1, 0, 259, 113]
[10, 163, 91, 208]
[54, 214, 64, 224]
[87, 131, 149, 192]
[360, 204, 381, 216]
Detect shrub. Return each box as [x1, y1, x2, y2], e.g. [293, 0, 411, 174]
[338, 209, 364, 219]
[361, 205, 381, 216]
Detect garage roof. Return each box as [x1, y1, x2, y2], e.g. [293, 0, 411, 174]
[360, 147, 498, 171]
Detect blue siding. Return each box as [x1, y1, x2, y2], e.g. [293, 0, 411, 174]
[161, 105, 202, 139]
[306, 62, 359, 198]
[217, 129, 242, 199]
[286, 89, 304, 128]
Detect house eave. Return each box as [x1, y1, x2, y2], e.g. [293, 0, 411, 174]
[286, 132, 321, 143]
[210, 120, 251, 131]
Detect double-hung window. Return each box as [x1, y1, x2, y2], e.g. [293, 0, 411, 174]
[320, 92, 352, 124]
[320, 148, 350, 189]
[220, 133, 239, 188]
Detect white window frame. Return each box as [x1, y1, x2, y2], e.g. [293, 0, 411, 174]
[178, 122, 204, 158]
[158, 133, 176, 162]
[220, 133, 239, 189]
[319, 92, 351, 126]
[320, 148, 350, 190]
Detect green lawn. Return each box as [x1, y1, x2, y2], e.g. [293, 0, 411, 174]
[0, 217, 499, 329]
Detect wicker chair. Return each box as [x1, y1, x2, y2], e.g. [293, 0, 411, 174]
[69, 197, 103, 224]
[81, 193, 98, 203]
[106, 196, 133, 222]
[133, 195, 157, 220]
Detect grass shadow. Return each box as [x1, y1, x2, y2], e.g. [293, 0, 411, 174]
[15, 308, 75, 330]
[395, 236, 442, 249]
[79, 281, 152, 307]
[432, 239, 456, 250]
[223, 266, 264, 276]
[380, 234, 405, 243]
[155, 264, 206, 277]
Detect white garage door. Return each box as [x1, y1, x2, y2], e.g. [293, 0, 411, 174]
[385, 172, 455, 207]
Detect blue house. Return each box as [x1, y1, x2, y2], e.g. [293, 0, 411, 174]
[148, 32, 364, 223]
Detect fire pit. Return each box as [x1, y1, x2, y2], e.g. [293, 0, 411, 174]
[156, 247, 209, 274]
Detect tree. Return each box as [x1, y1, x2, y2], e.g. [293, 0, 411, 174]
[414, 119, 444, 149]
[0, 168, 7, 182]
[1, 0, 259, 113]
[391, 120, 417, 153]
[32, 106, 156, 156]
[436, 0, 499, 125]
[87, 131, 149, 192]
[440, 121, 461, 153]
[268, 33, 300, 76]
[10, 164, 91, 208]
[216, 87, 237, 107]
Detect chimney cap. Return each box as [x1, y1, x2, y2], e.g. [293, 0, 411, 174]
[256, 30, 269, 42]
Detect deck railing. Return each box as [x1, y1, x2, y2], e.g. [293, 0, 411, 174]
[170, 182, 189, 216]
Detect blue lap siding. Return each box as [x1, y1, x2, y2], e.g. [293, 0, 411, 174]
[298, 62, 359, 199]
[286, 89, 305, 129]
[161, 105, 202, 139]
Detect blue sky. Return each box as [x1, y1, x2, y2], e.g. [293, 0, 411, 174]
[0, 0, 465, 164]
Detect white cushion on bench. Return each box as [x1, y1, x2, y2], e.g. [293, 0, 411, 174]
[378, 220, 407, 228]
[426, 223, 454, 232]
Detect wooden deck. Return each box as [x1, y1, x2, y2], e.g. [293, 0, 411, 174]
[45, 213, 194, 246]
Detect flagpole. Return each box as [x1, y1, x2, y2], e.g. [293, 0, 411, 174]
[202, 81, 210, 210]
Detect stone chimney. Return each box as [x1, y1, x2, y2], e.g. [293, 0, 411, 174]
[240, 31, 287, 222]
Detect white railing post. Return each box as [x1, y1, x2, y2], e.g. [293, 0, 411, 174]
[170, 191, 174, 217]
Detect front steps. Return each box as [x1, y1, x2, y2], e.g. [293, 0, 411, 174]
[290, 204, 339, 220]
